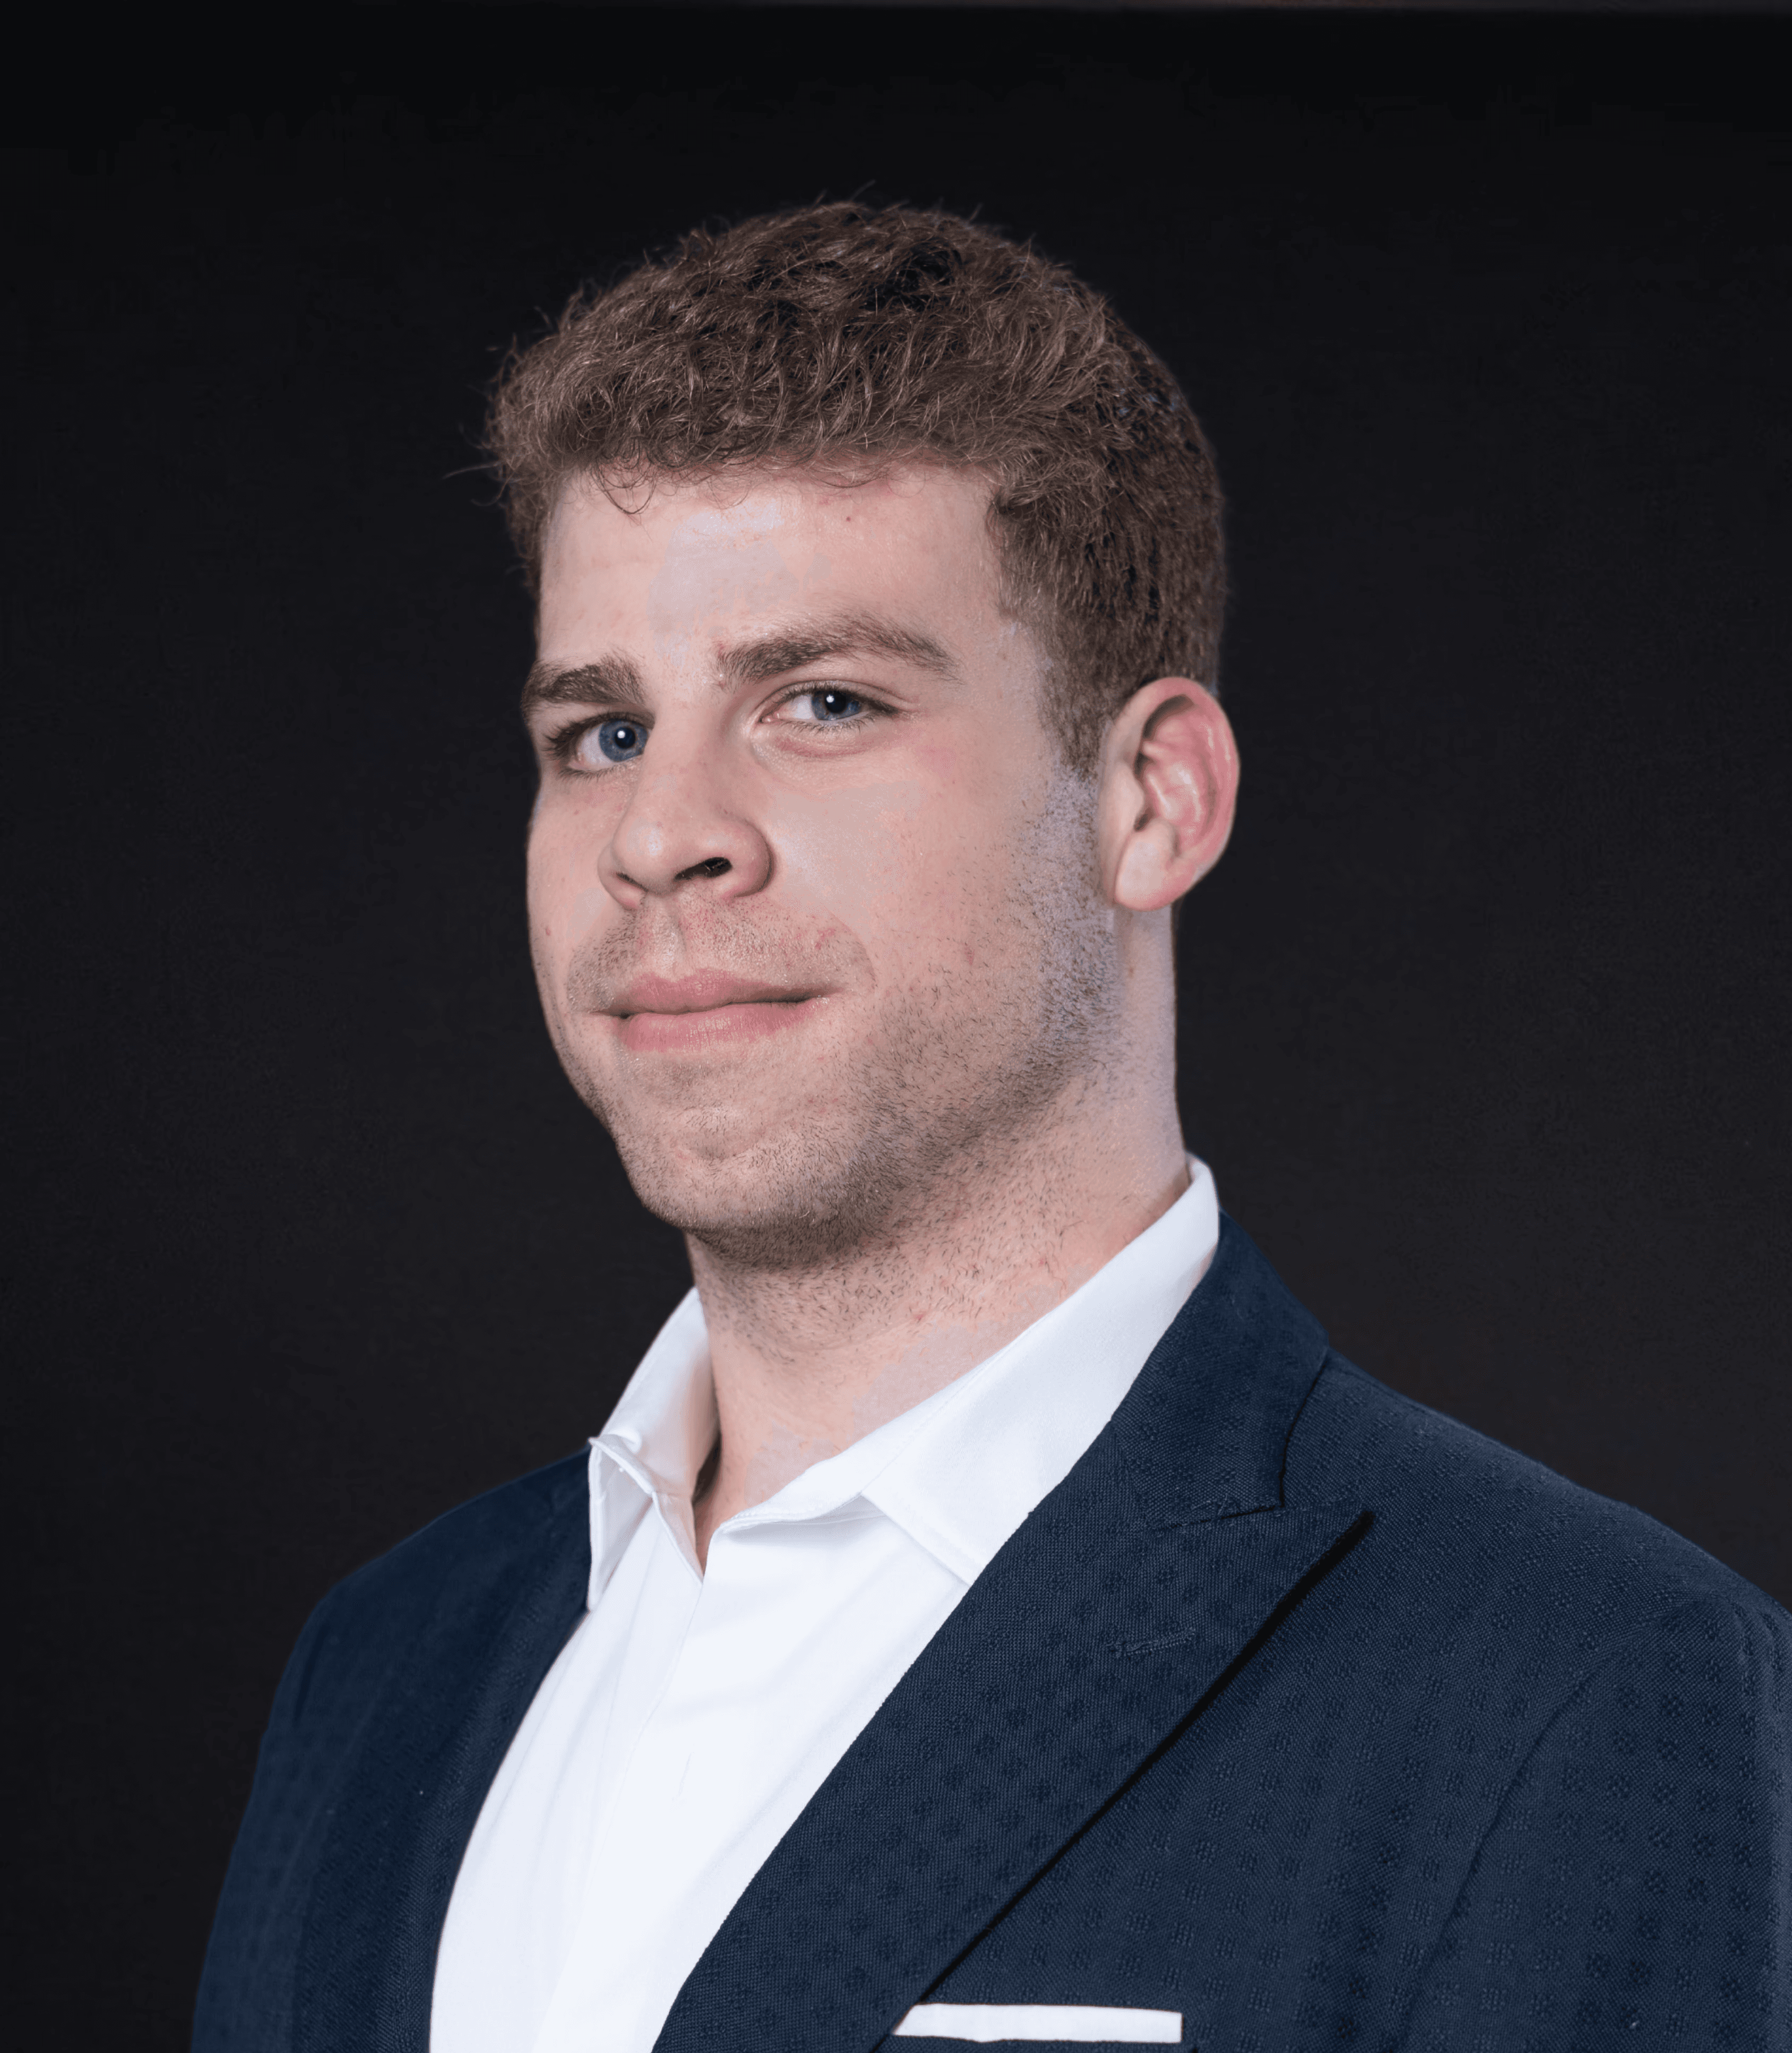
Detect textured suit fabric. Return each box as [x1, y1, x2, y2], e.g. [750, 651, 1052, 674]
[194, 1217, 1792, 2052]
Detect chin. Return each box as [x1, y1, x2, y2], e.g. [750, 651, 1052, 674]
[605, 1101, 920, 1269]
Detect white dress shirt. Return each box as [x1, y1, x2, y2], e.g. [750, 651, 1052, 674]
[430, 1159, 1220, 2053]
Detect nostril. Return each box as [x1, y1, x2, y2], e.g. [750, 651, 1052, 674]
[677, 856, 733, 882]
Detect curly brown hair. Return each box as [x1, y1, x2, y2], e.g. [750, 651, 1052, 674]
[484, 201, 1225, 774]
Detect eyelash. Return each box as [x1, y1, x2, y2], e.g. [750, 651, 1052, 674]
[542, 716, 624, 767]
[540, 685, 890, 767]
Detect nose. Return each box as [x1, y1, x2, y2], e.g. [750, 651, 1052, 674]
[597, 735, 772, 911]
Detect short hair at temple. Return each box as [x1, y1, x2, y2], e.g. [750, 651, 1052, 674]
[484, 201, 1226, 776]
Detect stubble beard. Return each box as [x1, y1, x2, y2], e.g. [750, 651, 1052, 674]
[543, 788, 1122, 1281]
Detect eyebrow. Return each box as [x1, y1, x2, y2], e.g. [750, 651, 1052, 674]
[519, 652, 645, 718]
[519, 610, 959, 720]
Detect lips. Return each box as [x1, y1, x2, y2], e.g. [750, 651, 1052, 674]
[607, 972, 815, 1017]
[603, 971, 825, 1053]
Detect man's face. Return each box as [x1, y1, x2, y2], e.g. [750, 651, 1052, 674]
[525, 464, 1124, 1262]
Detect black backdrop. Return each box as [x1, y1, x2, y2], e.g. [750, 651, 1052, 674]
[8, 8, 1790, 2040]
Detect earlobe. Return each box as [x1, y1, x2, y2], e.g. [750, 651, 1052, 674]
[1102, 680, 1239, 913]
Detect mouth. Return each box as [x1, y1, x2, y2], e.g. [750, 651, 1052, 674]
[604, 973, 826, 1053]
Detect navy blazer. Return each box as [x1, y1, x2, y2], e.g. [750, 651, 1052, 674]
[194, 1217, 1792, 2051]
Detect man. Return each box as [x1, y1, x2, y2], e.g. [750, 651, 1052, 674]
[194, 203, 1790, 2052]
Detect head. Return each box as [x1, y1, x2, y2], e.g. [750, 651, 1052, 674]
[487, 203, 1239, 1266]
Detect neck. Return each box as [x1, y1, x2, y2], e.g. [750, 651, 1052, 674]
[688, 1071, 1188, 1565]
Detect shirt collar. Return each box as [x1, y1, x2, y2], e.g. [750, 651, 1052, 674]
[588, 1158, 1220, 1604]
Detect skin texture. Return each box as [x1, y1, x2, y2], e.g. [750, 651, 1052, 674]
[525, 465, 1239, 1563]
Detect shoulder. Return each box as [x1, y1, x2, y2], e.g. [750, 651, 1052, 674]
[1303, 1365, 1792, 2046]
[278, 1448, 590, 1730]
[1289, 1350, 1789, 1672]
[311, 1445, 588, 1631]
[193, 1451, 591, 2047]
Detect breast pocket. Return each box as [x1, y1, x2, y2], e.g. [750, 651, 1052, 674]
[892, 2005, 1184, 2045]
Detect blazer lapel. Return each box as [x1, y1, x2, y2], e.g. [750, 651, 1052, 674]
[292, 1457, 590, 2053]
[657, 1216, 1366, 2053]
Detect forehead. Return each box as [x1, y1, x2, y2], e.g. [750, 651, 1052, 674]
[537, 464, 1007, 655]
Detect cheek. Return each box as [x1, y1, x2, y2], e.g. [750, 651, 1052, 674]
[772, 778, 1020, 976]
[528, 787, 631, 939]
[772, 780, 967, 926]
[525, 815, 591, 950]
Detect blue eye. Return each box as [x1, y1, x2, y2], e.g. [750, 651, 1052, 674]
[809, 689, 864, 721]
[596, 719, 646, 762]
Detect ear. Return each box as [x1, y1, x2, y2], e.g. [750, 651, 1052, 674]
[1098, 679, 1240, 912]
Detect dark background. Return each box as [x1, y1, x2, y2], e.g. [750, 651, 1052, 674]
[7, 6, 1789, 2040]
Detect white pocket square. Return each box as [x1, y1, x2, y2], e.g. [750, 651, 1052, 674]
[893, 2005, 1183, 2045]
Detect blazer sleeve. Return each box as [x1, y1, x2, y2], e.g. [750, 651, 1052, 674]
[1395, 1591, 1792, 2052]
[192, 1571, 392, 2051]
